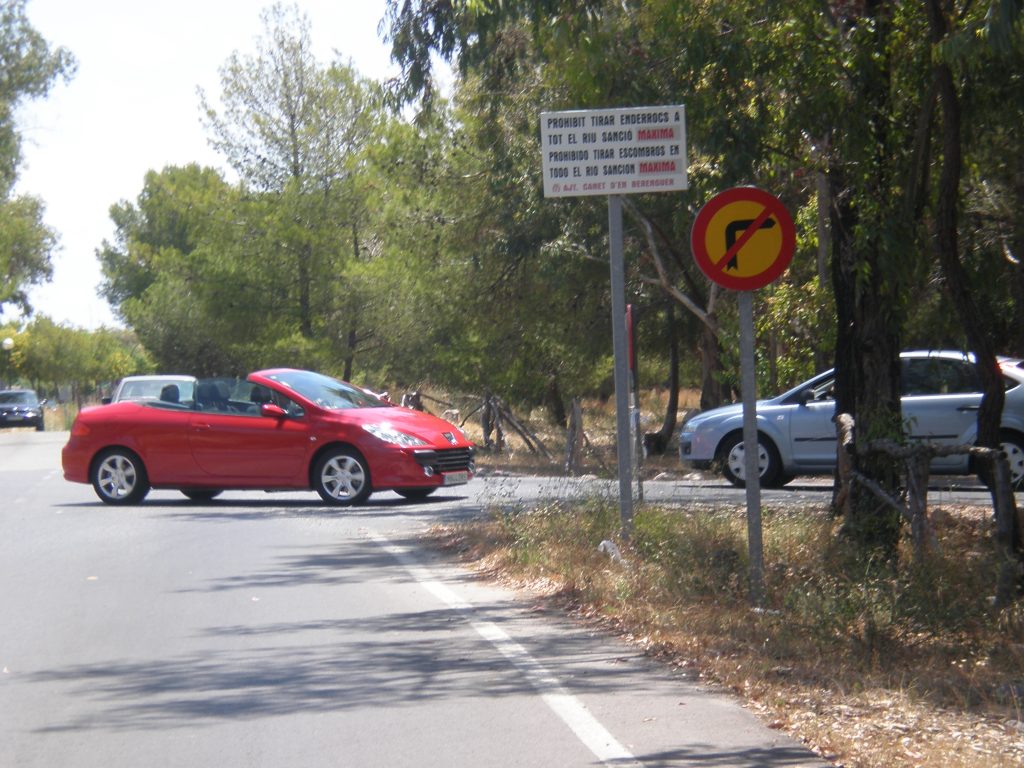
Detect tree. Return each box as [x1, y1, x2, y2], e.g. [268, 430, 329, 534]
[384, 1, 1024, 561]
[382, 0, 837, 414]
[103, 6, 389, 378]
[97, 164, 244, 375]
[99, 164, 235, 309]
[0, 196, 56, 313]
[807, 2, 927, 554]
[361, 65, 614, 409]
[921, 1, 1022, 567]
[0, 0, 75, 316]
[8, 317, 149, 404]
[199, 2, 381, 345]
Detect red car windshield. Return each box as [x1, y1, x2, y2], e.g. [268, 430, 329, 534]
[263, 370, 387, 410]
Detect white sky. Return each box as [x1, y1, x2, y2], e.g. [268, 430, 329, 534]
[9, 0, 402, 329]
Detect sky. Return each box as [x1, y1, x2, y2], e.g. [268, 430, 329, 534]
[8, 0, 404, 330]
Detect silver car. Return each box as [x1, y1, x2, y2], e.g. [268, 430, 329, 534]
[104, 375, 198, 405]
[678, 350, 1024, 488]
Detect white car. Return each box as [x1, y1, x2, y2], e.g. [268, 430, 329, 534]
[679, 350, 1024, 488]
[104, 375, 197, 405]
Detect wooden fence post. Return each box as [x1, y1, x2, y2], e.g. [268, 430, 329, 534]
[991, 452, 1023, 607]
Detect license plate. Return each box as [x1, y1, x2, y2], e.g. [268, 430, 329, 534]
[442, 471, 469, 486]
[6, 414, 23, 421]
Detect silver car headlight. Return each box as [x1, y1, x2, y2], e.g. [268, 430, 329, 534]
[362, 423, 428, 447]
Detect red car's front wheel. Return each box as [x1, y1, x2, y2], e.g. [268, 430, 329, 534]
[313, 448, 371, 506]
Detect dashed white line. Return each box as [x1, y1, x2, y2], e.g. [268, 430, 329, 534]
[366, 529, 641, 767]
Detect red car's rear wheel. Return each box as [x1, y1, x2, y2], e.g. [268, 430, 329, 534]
[91, 448, 151, 505]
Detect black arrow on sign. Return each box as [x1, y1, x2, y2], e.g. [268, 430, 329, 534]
[724, 217, 777, 270]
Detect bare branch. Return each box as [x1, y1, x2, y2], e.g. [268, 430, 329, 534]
[621, 197, 717, 334]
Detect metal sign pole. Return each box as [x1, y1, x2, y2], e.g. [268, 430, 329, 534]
[691, 187, 793, 608]
[627, 304, 644, 503]
[737, 290, 765, 606]
[608, 195, 634, 536]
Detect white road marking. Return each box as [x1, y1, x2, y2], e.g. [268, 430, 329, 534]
[367, 530, 641, 767]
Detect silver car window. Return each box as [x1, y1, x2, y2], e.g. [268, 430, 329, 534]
[901, 358, 980, 396]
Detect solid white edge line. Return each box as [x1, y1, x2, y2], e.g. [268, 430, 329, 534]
[367, 530, 640, 767]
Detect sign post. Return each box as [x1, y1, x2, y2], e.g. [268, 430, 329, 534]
[691, 186, 795, 604]
[608, 195, 632, 531]
[541, 105, 687, 534]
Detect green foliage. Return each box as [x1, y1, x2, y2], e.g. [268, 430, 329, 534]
[102, 7, 388, 377]
[0, 195, 56, 313]
[2, 316, 151, 399]
[98, 164, 235, 308]
[80, 0, 1023, 423]
[757, 281, 835, 390]
[200, 3, 381, 195]
[0, 0, 75, 189]
[120, 279, 244, 377]
[0, 0, 75, 315]
[954, 5, 1024, 356]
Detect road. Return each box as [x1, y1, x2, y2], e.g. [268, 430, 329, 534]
[0, 430, 872, 766]
[475, 465, 1007, 509]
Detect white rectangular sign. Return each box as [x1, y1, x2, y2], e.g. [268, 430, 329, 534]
[540, 105, 687, 198]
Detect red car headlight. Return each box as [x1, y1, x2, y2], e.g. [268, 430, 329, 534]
[362, 423, 428, 447]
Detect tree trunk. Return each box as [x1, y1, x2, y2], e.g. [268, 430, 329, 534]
[1011, 257, 1024, 357]
[298, 242, 313, 338]
[830, 166, 903, 557]
[545, 374, 567, 427]
[925, 0, 1022, 570]
[343, 325, 357, 382]
[828, 1, 906, 560]
[698, 313, 730, 411]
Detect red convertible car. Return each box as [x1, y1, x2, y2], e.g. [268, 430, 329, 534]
[62, 369, 475, 506]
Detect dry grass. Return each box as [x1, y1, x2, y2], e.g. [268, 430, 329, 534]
[426, 388, 1024, 768]
[464, 387, 701, 479]
[427, 502, 1024, 767]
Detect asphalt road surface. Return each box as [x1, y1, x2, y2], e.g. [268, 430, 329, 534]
[0, 430, 869, 766]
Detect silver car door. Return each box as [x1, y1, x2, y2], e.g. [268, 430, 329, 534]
[900, 357, 980, 473]
[787, 376, 838, 469]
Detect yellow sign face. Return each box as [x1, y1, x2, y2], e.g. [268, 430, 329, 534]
[702, 201, 785, 278]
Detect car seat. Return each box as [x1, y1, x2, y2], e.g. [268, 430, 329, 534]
[196, 382, 228, 411]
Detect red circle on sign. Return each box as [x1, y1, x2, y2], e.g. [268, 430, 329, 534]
[690, 187, 795, 291]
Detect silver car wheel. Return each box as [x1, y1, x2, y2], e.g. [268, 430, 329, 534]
[1001, 439, 1024, 487]
[319, 453, 368, 502]
[726, 440, 769, 482]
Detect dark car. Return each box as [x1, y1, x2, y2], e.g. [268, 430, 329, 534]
[62, 368, 476, 505]
[0, 389, 45, 431]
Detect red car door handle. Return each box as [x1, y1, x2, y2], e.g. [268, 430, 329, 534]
[193, 422, 212, 430]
